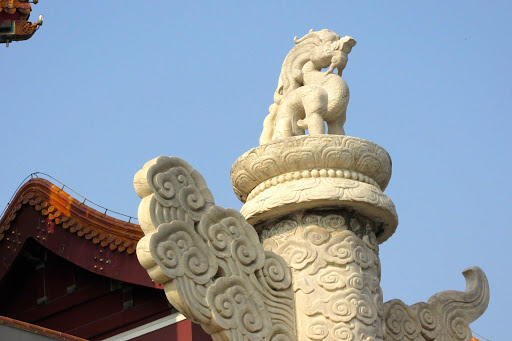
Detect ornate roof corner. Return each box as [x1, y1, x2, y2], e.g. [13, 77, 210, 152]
[0, 0, 43, 46]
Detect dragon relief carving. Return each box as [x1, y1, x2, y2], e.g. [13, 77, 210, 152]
[260, 29, 356, 145]
[134, 156, 296, 341]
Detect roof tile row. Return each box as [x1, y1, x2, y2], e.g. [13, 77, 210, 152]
[0, 0, 31, 15]
[0, 178, 142, 254]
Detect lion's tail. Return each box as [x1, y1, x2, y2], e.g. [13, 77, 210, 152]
[259, 103, 278, 145]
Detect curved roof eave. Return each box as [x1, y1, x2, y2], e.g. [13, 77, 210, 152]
[0, 178, 159, 288]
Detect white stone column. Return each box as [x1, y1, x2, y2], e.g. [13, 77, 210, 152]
[135, 28, 489, 341]
[231, 135, 398, 341]
[261, 210, 382, 341]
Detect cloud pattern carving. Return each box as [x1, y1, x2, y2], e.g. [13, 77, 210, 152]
[382, 267, 489, 341]
[135, 156, 296, 341]
[262, 211, 384, 341]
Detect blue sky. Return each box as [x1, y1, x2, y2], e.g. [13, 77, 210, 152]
[2, 2, 510, 339]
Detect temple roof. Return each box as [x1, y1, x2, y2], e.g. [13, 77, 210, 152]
[0, 178, 156, 288]
[0, 0, 31, 16]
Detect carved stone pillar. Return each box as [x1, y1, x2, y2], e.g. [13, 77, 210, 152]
[135, 29, 489, 341]
[261, 210, 382, 341]
[231, 135, 398, 341]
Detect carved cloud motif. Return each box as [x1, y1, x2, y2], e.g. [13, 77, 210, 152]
[135, 156, 296, 341]
[382, 267, 489, 341]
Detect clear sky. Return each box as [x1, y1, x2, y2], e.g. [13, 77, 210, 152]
[2, 2, 510, 339]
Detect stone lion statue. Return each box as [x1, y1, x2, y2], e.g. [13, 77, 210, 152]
[260, 29, 356, 145]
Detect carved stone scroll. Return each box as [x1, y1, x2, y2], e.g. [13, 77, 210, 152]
[383, 267, 489, 341]
[135, 156, 296, 341]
